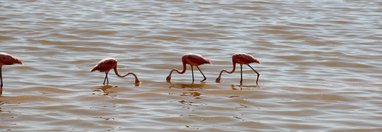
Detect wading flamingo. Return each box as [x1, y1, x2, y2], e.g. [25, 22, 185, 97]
[166, 53, 211, 83]
[91, 58, 140, 86]
[0, 52, 22, 96]
[216, 53, 260, 86]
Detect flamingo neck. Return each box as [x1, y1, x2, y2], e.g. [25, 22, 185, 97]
[217, 62, 236, 78]
[113, 65, 125, 77]
[113, 65, 140, 84]
[223, 62, 236, 73]
[176, 61, 187, 74]
[125, 72, 140, 84]
[169, 61, 186, 75]
[228, 62, 237, 73]
[166, 61, 187, 82]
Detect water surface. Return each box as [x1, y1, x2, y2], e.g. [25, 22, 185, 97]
[1, 0, 382, 131]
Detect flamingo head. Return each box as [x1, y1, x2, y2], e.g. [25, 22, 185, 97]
[166, 75, 171, 83]
[216, 77, 221, 83]
[135, 79, 141, 86]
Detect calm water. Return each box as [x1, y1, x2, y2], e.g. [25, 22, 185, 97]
[1, 0, 382, 131]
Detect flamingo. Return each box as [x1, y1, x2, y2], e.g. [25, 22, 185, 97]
[216, 53, 260, 86]
[0, 52, 22, 96]
[166, 53, 211, 83]
[91, 58, 140, 86]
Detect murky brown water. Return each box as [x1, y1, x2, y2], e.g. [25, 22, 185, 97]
[1, 0, 382, 131]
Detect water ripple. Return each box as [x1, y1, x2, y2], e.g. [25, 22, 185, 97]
[1, 0, 381, 131]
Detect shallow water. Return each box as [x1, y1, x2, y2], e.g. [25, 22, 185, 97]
[1, 0, 382, 131]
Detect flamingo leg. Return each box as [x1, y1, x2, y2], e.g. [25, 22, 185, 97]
[240, 64, 243, 85]
[0, 67, 3, 95]
[103, 72, 109, 85]
[191, 65, 194, 83]
[247, 64, 260, 86]
[106, 73, 109, 85]
[197, 66, 206, 82]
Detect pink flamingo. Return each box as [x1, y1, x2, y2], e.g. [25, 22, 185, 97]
[216, 53, 260, 85]
[166, 53, 211, 83]
[0, 52, 22, 96]
[91, 58, 140, 86]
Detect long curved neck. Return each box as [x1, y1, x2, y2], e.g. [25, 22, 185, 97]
[166, 61, 187, 82]
[125, 72, 140, 85]
[216, 61, 236, 83]
[217, 62, 236, 78]
[113, 65, 140, 85]
[172, 61, 187, 74]
[113, 65, 126, 78]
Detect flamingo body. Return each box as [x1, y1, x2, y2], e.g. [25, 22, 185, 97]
[166, 53, 211, 83]
[91, 58, 140, 86]
[216, 53, 260, 86]
[232, 53, 260, 64]
[91, 58, 118, 73]
[0, 52, 22, 96]
[182, 53, 211, 66]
